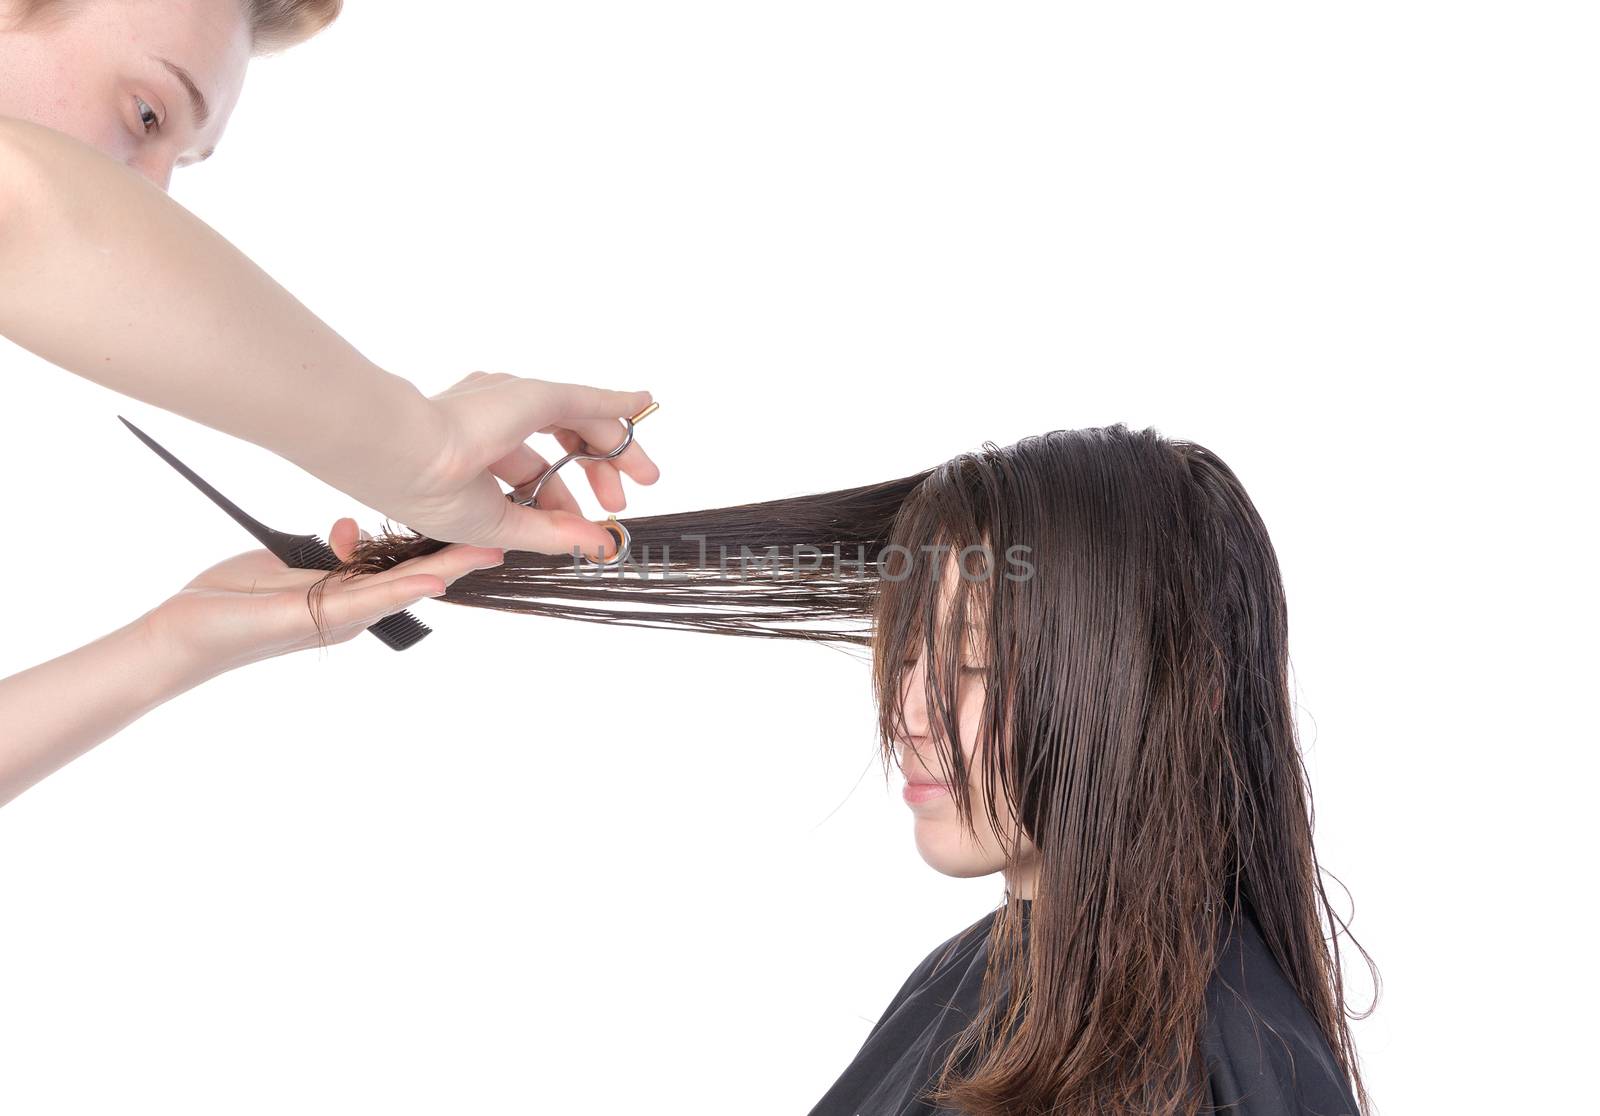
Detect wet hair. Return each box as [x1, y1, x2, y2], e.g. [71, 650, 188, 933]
[324, 423, 1374, 1115]
[323, 466, 925, 646]
[7, 0, 342, 53]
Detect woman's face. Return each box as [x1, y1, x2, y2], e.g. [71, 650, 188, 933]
[891, 559, 1041, 898]
[0, 0, 251, 191]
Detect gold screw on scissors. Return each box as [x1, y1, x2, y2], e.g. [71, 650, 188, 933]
[506, 401, 659, 568]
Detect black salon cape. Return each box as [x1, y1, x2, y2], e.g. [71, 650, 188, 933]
[807, 901, 1358, 1116]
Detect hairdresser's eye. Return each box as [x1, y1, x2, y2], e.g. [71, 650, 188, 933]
[134, 95, 160, 134]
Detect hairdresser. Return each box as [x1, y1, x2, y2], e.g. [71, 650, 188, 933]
[0, 0, 657, 806]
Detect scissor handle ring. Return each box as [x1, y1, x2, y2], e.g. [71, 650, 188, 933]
[506, 417, 639, 509]
[581, 516, 632, 571]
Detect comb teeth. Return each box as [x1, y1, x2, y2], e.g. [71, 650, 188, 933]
[283, 535, 339, 571]
[119, 416, 436, 652]
[369, 609, 433, 651]
[280, 534, 433, 651]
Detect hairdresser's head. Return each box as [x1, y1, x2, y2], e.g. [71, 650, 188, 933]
[0, 0, 340, 191]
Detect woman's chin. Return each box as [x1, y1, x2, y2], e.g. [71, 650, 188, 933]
[913, 827, 1004, 879]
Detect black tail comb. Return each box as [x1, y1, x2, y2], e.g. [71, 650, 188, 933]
[118, 415, 432, 652]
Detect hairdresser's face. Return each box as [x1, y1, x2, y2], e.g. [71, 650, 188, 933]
[892, 560, 1041, 897]
[0, 0, 250, 191]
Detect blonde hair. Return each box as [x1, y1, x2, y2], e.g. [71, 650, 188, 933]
[240, 0, 342, 53]
[8, 0, 343, 53]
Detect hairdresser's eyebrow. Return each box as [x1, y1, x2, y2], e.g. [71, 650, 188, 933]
[150, 54, 213, 136]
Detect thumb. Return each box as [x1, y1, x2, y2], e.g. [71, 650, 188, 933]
[484, 505, 625, 560]
[524, 381, 654, 425]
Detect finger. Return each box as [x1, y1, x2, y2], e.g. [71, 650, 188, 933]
[328, 517, 361, 563]
[552, 427, 660, 515]
[270, 539, 499, 606]
[347, 540, 506, 588]
[551, 417, 661, 488]
[477, 504, 626, 559]
[552, 428, 627, 512]
[486, 443, 583, 517]
[524, 380, 653, 424]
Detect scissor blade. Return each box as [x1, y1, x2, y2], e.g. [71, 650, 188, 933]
[118, 415, 277, 547]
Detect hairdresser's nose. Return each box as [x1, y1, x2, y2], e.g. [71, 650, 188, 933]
[126, 152, 174, 193]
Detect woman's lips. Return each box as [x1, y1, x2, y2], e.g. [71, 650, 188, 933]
[902, 781, 951, 806]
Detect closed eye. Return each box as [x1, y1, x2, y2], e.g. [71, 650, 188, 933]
[901, 659, 990, 674]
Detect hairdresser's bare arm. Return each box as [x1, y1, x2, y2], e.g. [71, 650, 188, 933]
[0, 613, 200, 809]
[0, 116, 428, 488]
[0, 117, 657, 554]
[0, 519, 498, 809]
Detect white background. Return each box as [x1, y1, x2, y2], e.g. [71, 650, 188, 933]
[2, 2, 1595, 1113]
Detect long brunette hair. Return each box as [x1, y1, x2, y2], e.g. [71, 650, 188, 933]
[320, 423, 1373, 1115]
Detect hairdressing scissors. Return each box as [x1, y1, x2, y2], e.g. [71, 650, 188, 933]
[118, 415, 431, 651]
[506, 401, 658, 568]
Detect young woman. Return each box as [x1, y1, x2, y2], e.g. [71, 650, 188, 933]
[0, 0, 656, 804]
[341, 423, 1374, 1115]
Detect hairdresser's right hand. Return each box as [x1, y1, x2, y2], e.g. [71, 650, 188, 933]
[302, 373, 660, 558]
[139, 518, 503, 687]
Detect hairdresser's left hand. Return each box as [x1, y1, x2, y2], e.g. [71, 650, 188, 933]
[140, 517, 504, 686]
[302, 372, 661, 558]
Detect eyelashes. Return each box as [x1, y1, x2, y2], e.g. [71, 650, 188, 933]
[898, 659, 992, 675]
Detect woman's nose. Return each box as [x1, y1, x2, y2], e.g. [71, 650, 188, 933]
[900, 664, 931, 736]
